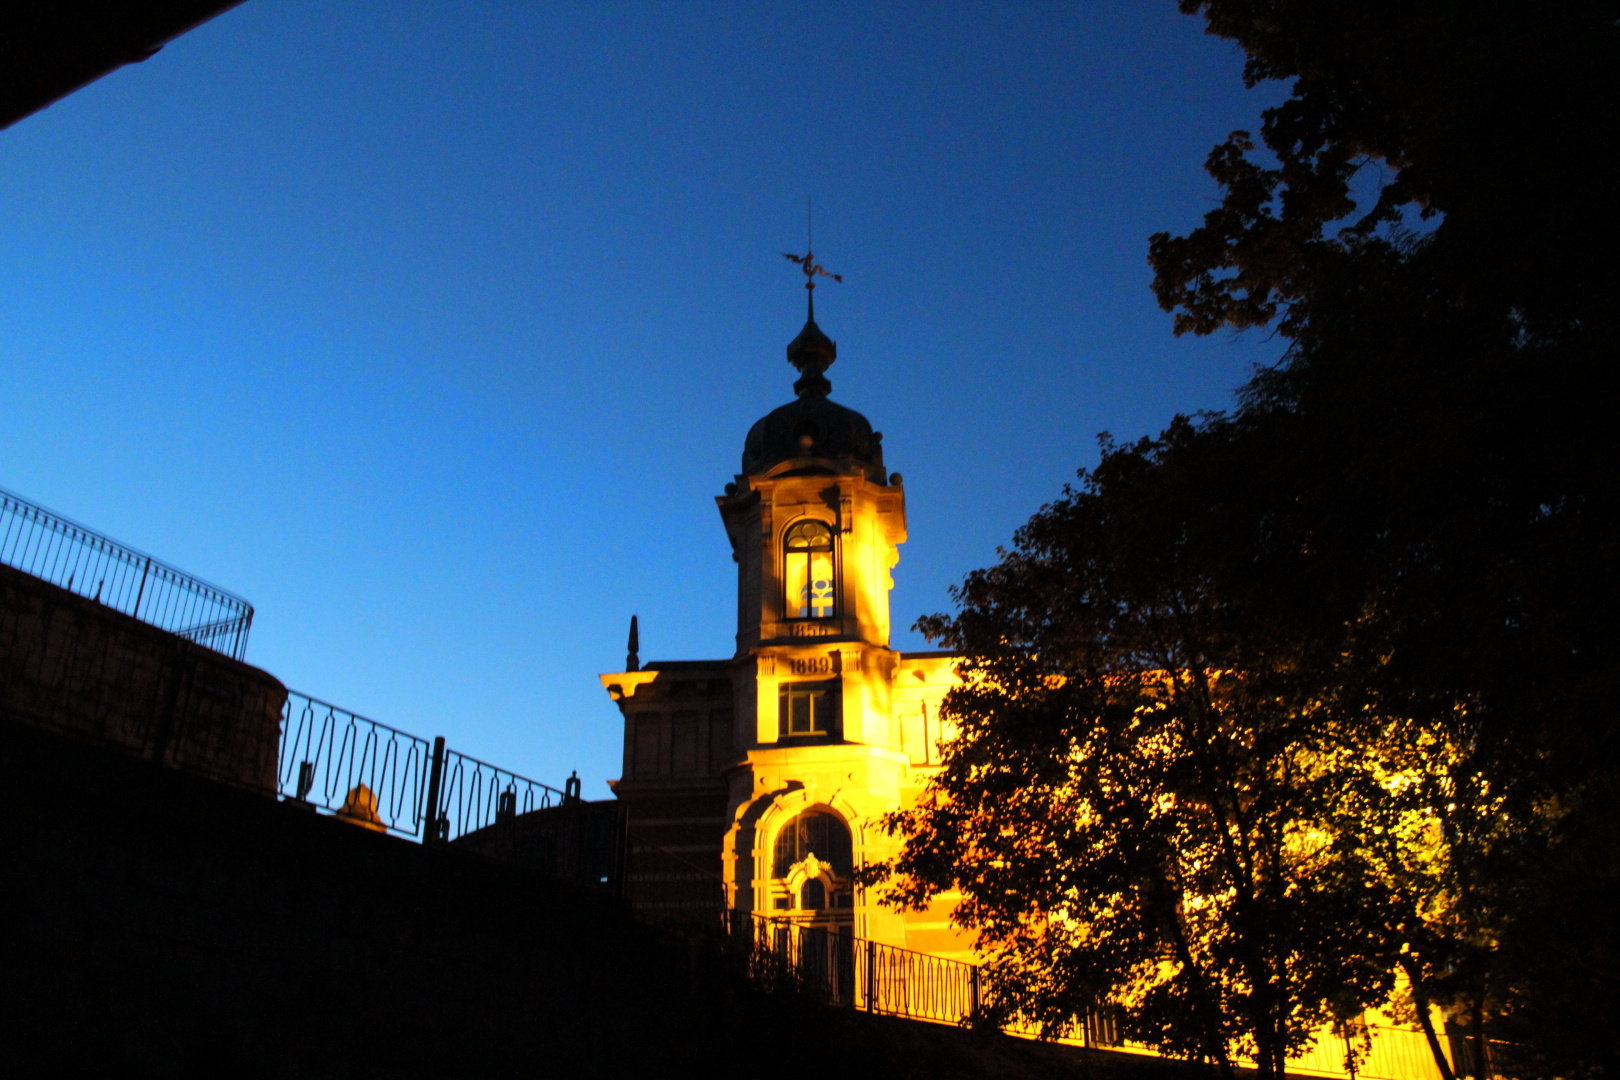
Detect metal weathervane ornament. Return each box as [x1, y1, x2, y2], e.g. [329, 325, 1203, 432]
[781, 249, 841, 327]
[779, 200, 842, 398]
[782, 198, 841, 320]
[781, 249, 842, 292]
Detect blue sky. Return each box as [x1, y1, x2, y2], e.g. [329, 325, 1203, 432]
[0, 1, 1285, 793]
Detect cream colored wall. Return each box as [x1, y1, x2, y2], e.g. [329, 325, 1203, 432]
[730, 663, 976, 957]
[891, 655, 958, 765]
[716, 467, 975, 950]
[705, 457, 975, 954]
[719, 464, 905, 654]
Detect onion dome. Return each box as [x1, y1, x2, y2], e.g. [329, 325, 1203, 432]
[741, 293, 887, 484]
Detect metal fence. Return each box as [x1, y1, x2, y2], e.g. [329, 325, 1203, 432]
[277, 689, 573, 847]
[278, 691, 433, 837]
[1287, 1022, 1458, 1080]
[748, 914, 985, 1024]
[0, 486, 253, 659]
[434, 747, 570, 842]
[745, 915, 1457, 1080]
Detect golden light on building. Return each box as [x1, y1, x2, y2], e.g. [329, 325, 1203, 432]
[599, 284, 973, 959]
[598, 283, 1457, 1080]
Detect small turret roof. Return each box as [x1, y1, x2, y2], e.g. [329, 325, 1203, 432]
[740, 295, 887, 484]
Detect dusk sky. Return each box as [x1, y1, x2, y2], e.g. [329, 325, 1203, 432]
[0, 2, 1286, 793]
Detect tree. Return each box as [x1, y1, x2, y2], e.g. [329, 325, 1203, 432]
[882, 4, 1620, 1075]
[877, 412, 1549, 1079]
[880, 420, 1439, 1080]
[1149, 0, 1619, 348]
[1142, 3, 1620, 1073]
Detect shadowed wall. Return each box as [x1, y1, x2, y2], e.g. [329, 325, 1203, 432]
[0, 561, 284, 792]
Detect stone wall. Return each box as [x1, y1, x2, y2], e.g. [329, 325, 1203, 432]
[0, 717, 1190, 1080]
[0, 561, 284, 792]
[0, 716, 711, 1077]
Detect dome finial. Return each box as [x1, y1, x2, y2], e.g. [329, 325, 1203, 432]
[780, 224, 841, 398]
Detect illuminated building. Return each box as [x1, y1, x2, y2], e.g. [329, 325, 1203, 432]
[600, 284, 971, 958]
[595, 280, 1458, 1080]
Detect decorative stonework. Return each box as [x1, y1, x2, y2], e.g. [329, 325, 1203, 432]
[601, 298, 972, 959]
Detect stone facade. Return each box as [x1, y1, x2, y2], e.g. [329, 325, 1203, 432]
[0, 561, 286, 794]
[603, 306, 973, 959]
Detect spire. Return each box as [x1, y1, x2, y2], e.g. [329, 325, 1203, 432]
[625, 614, 640, 672]
[780, 247, 841, 398]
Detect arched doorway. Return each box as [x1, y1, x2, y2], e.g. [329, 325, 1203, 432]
[766, 806, 857, 1000]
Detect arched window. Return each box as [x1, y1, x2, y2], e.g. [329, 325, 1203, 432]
[772, 809, 854, 878]
[784, 519, 835, 619]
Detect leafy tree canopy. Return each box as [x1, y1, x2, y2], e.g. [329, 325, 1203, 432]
[1151, 0, 1619, 346]
[890, 420, 1473, 1080]
[879, 4, 1620, 1077]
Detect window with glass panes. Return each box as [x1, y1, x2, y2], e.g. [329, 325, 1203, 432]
[772, 810, 854, 877]
[783, 519, 835, 619]
[779, 681, 836, 737]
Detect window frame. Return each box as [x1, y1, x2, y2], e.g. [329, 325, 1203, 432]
[782, 518, 837, 622]
[778, 680, 838, 739]
[772, 808, 855, 879]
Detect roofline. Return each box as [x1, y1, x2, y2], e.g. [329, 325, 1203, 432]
[2, 2, 247, 131]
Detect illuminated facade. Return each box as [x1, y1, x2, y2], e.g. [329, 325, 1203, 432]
[601, 296, 972, 958]
[597, 293, 1455, 1080]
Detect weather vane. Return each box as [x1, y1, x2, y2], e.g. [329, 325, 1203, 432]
[782, 197, 841, 314]
[782, 249, 842, 292]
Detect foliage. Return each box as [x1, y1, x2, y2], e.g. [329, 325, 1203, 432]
[880, 3, 1620, 1076]
[882, 419, 1477, 1080]
[1149, 0, 1620, 346]
[1146, 4, 1620, 1073]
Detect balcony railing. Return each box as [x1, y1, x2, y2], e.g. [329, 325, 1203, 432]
[748, 914, 985, 1024]
[435, 746, 570, 842]
[745, 914, 1456, 1080]
[0, 486, 594, 866]
[0, 485, 253, 659]
[278, 691, 433, 837]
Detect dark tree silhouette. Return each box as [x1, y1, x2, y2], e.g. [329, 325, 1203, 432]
[878, 420, 1481, 1080]
[1147, 8, 1620, 1073]
[880, 4, 1619, 1077]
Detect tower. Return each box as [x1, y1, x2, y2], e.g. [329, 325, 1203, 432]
[602, 277, 967, 956]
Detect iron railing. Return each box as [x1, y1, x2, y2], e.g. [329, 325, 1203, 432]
[0, 485, 253, 659]
[747, 914, 1459, 1079]
[1290, 1022, 1465, 1080]
[433, 747, 570, 841]
[277, 689, 572, 846]
[748, 914, 986, 1024]
[278, 691, 432, 837]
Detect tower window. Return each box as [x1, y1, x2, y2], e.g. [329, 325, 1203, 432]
[784, 519, 835, 619]
[779, 682, 836, 737]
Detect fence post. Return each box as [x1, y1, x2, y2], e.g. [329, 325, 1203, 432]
[866, 939, 877, 1013]
[422, 736, 446, 846]
[971, 965, 982, 1022]
[132, 556, 152, 618]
